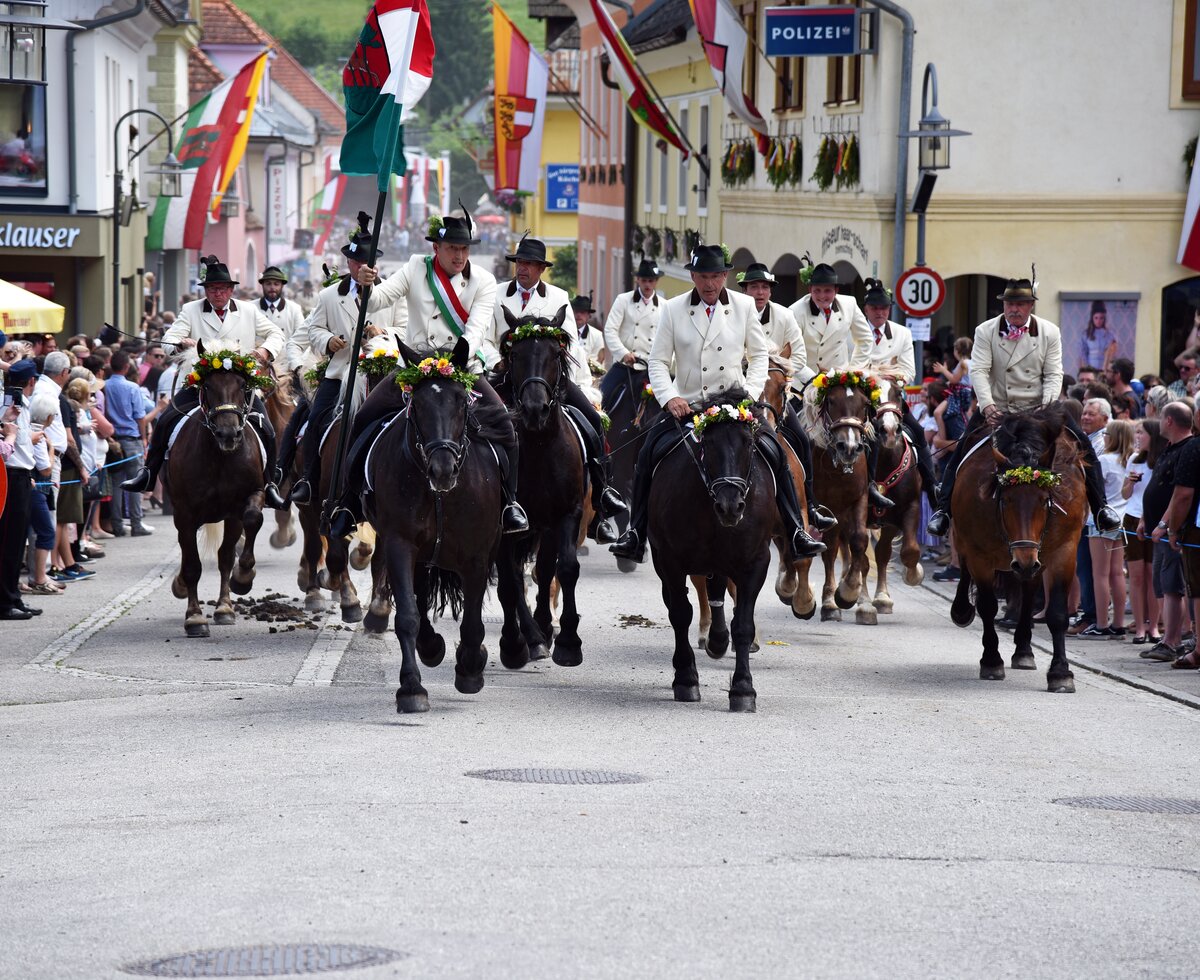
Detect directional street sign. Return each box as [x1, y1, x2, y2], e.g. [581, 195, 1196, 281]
[894, 265, 946, 317]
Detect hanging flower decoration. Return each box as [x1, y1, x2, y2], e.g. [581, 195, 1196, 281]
[500, 322, 573, 356]
[766, 138, 790, 190]
[357, 346, 400, 379]
[997, 466, 1063, 489]
[721, 139, 755, 187]
[632, 225, 646, 255]
[599, 410, 612, 432]
[394, 356, 476, 394]
[302, 358, 329, 388]
[811, 135, 837, 191]
[663, 227, 678, 263]
[787, 136, 803, 185]
[642, 382, 656, 402]
[185, 349, 274, 392]
[836, 134, 860, 190]
[691, 399, 759, 438]
[643, 226, 662, 259]
[810, 371, 882, 407]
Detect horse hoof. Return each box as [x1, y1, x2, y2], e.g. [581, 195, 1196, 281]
[396, 690, 430, 714]
[349, 549, 372, 572]
[820, 606, 842, 622]
[616, 558, 639, 575]
[855, 606, 878, 626]
[229, 575, 253, 597]
[950, 603, 976, 628]
[673, 683, 701, 702]
[872, 597, 894, 614]
[777, 590, 794, 606]
[185, 619, 210, 638]
[213, 610, 236, 626]
[728, 692, 757, 713]
[749, 641, 760, 654]
[979, 665, 1006, 681]
[316, 569, 332, 591]
[340, 603, 363, 624]
[499, 643, 529, 670]
[304, 593, 327, 613]
[418, 634, 447, 667]
[1048, 675, 1076, 694]
[363, 610, 390, 635]
[528, 644, 550, 662]
[1011, 651, 1037, 670]
[171, 576, 188, 600]
[834, 589, 857, 610]
[793, 602, 816, 620]
[454, 671, 485, 695]
[552, 642, 583, 667]
[704, 630, 730, 659]
[268, 529, 295, 549]
[903, 564, 925, 587]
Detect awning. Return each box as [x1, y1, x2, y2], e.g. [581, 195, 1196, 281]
[0, 278, 65, 335]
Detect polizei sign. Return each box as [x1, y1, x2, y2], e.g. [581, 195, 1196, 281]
[765, 6, 859, 57]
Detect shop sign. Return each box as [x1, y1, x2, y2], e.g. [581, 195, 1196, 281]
[821, 223, 869, 265]
[0, 222, 82, 249]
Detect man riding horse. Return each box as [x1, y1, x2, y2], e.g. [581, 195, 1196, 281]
[287, 213, 401, 505]
[481, 233, 627, 540]
[610, 244, 826, 563]
[926, 276, 1121, 537]
[600, 258, 665, 412]
[121, 255, 287, 509]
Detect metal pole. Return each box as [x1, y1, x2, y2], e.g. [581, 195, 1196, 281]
[915, 210, 926, 374]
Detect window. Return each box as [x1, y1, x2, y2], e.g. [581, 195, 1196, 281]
[740, 2, 758, 106]
[677, 107, 689, 212]
[825, 0, 862, 106]
[643, 130, 653, 210]
[774, 0, 804, 111]
[698, 104, 709, 212]
[0, 5, 47, 197]
[1185, 0, 1200, 99]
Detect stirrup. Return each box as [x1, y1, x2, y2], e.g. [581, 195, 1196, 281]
[264, 483, 287, 510]
[120, 468, 153, 494]
[328, 507, 356, 539]
[288, 478, 312, 504]
[869, 483, 895, 509]
[790, 526, 826, 559]
[809, 504, 838, 531]
[1094, 505, 1121, 533]
[600, 485, 628, 516]
[502, 501, 529, 534]
[926, 510, 951, 537]
[591, 516, 619, 544]
[609, 529, 646, 563]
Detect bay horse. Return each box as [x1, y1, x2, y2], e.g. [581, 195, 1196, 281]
[869, 377, 924, 613]
[366, 340, 509, 713]
[648, 390, 775, 712]
[949, 405, 1086, 692]
[165, 346, 269, 638]
[602, 358, 649, 571]
[265, 371, 298, 550]
[496, 305, 589, 669]
[797, 370, 875, 625]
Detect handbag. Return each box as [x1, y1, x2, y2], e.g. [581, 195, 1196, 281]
[83, 470, 103, 502]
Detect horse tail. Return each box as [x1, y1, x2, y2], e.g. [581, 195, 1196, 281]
[424, 566, 464, 621]
[198, 522, 224, 560]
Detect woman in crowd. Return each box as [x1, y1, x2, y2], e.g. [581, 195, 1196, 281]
[1123, 418, 1164, 645]
[1079, 419, 1135, 638]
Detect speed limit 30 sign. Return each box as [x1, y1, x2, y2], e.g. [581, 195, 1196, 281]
[894, 265, 946, 317]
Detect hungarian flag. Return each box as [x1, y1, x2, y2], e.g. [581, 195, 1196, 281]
[310, 157, 347, 256]
[340, 0, 435, 193]
[588, 0, 687, 156]
[1181, 136, 1200, 271]
[688, 0, 770, 154]
[493, 4, 548, 195]
[146, 50, 267, 251]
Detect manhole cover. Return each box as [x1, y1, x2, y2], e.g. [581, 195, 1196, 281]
[467, 768, 645, 785]
[123, 943, 406, 977]
[1054, 796, 1200, 815]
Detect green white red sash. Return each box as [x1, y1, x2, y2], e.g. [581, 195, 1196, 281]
[425, 255, 470, 337]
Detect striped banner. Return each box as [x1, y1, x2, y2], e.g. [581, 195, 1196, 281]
[492, 5, 547, 195]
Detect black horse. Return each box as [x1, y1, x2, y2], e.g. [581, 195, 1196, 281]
[647, 390, 775, 712]
[496, 305, 590, 669]
[600, 358, 649, 567]
[365, 340, 510, 713]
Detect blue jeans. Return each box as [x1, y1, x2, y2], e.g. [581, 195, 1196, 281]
[28, 480, 55, 549]
[116, 436, 146, 528]
[1076, 527, 1095, 622]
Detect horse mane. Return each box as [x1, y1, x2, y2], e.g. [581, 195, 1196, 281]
[697, 386, 751, 412]
[798, 367, 877, 450]
[271, 369, 295, 408]
[993, 404, 1068, 467]
[405, 343, 516, 450]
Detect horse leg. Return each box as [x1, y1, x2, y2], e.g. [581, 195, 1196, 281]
[551, 514, 584, 667]
[349, 537, 373, 572]
[837, 522, 868, 610]
[532, 529, 558, 647]
[386, 539, 427, 713]
[1011, 577, 1038, 670]
[790, 551, 816, 620]
[297, 502, 327, 613]
[729, 559, 769, 712]
[900, 505, 925, 587]
[873, 527, 895, 614]
[497, 539, 531, 669]
[269, 504, 296, 549]
[412, 566, 447, 668]
[212, 518, 240, 626]
[322, 532, 363, 623]
[230, 495, 263, 596]
[692, 574, 713, 650]
[976, 577, 1005, 680]
[363, 546, 394, 636]
[774, 537, 798, 605]
[661, 567, 699, 702]
[1045, 576, 1076, 693]
[179, 521, 208, 638]
[820, 527, 840, 621]
[950, 567, 976, 626]
[703, 575, 731, 659]
[454, 566, 490, 694]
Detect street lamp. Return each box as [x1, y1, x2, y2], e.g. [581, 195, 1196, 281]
[112, 109, 182, 339]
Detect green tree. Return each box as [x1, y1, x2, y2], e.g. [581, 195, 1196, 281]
[550, 245, 578, 294]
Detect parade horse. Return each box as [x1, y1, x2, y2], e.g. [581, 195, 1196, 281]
[867, 377, 924, 613]
[797, 370, 876, 625]
[648, 390, 775, 712]
[949, 405, 1086, 692]
[495, 305, 590, 669]
[601, 357, 649, 571]
[165, 343, 269, 638]
[365, 340, 508, 713]
[265, 370, 298, 550]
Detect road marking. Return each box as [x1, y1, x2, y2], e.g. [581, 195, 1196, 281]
[293, 619, 358, 686]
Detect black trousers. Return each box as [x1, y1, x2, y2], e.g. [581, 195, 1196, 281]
[0, 468, 32, 610]
[299, 378, 343, 483]
[145, 387, 277, 478]
[600, 362, 645, 413]
[898, 401, 939, 506]
[779, 398, 821, 514]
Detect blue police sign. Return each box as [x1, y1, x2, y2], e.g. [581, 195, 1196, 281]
[545, 164, 579, 213]
[765, 5, 859, 57]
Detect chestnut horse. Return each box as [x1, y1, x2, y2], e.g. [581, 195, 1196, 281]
[868, 377, 924, 613]
[165, 355, 268, 638]
[949, 405, 1086, 692]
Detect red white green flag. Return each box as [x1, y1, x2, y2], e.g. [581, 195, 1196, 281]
[146, 50, 268, 251]
[340, 0, 435, 193]
[688, 0, 770, 154]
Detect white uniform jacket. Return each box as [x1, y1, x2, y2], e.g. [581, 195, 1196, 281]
[604, 288, 664, 363]
[757, 300, 806, 379]
[790, 294, 872, 383]
[970, 315, 1063, 413]
[305, 276, 400, 382]
[865, 319, 916, 385]
[162, 298, 284, 369]
[258, 296, 308, 373]
[648, 288, 768, 407]
[486, 279, 586, 386]
[363, 253, 496, 372]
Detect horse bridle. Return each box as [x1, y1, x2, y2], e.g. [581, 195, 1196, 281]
[994, 484, 1052, 554]
[405, 395, 470, 485]
[197, 384, 253, 434]
[676, 418, 755, 504]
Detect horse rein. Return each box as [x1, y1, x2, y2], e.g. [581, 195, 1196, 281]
[994, 486, 1051, 554]
[197, 385, 254, 434]
[404, 397, 470, 485]
[673, 417, 755, 504]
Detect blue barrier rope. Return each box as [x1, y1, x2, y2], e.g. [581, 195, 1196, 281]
[33, 451, 145, 488]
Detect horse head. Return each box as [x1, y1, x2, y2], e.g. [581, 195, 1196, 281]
[693, 389, 758, 528]
[990, 406, 1066, 579]
[874, 377, 907, 447]
[399, 338, 471, 493]
[195, 348, 253, 454]
[818, 370, 875, 469]
[501, 304, 571, 432]
[761, 342, 792, 430]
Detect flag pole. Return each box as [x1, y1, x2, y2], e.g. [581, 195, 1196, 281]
[320, 187, 388, 536]
[630, 62, 710, 180]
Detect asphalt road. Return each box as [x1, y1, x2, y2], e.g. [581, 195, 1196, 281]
[2, 520, 1199, 979]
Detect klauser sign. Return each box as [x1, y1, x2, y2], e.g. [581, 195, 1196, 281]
[765, 5, 861, 57]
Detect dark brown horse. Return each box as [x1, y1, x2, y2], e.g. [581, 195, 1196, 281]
[949, 405, 1086, 692]
[648, 390, 775, 712]
[797, 371, 875, 624]
[366, 340, 509, 713]
[869, 377, 924, 613]
[165, 351, 268, 637]
[496, 305, 589, 669]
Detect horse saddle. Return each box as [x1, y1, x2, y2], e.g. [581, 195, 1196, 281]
[561, 403, 594, 466]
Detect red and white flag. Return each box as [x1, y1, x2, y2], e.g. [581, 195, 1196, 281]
[493, 4, 547, 195]
[1180, 138, 1200, 271]
[688, 0, 769, 154]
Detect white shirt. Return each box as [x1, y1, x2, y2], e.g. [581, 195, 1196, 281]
[1124, 458, 1149, 520]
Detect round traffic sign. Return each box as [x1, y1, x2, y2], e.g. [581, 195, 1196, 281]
[894, 265, 946, 317]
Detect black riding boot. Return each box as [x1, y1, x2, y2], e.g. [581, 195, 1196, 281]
[783, 399, 837, 531]
[900, 408, 940, 510]
[278, 400, 309, 500]
[927, 411, 985, 536]
[866, 429, 894, 510]
[566, 381, 628, 520]
[610, 423, 659, 563]
[757, 432, 826, 559]
[501, 440, 530, 534]
[249, 398, 286, 510]
[120, 390, 195, 492]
